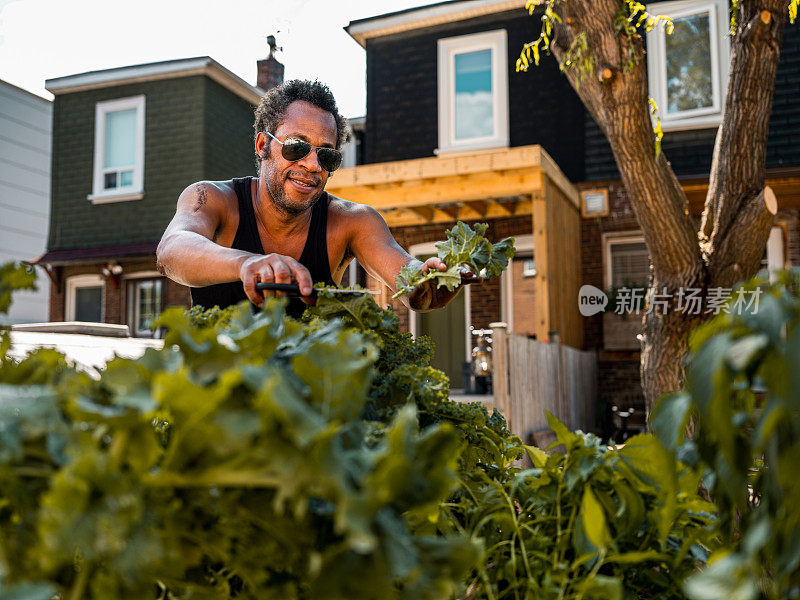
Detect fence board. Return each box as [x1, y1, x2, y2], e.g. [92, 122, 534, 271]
[497, 329, 597, 445]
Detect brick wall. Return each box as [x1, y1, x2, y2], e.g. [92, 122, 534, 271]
[165, 276, 191, 310]
[579, 183, 643, 350]
[578, 185, 647, 420]
[49, 258, 191, 330]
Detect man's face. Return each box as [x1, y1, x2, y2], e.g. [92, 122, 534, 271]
[259, 100, 338, 216]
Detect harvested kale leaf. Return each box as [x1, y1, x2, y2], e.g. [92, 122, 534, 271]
[393, 222, 516, 299]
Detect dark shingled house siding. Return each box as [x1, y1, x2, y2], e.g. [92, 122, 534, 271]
[364, 9, 586, 182]
[203, 78, 259, 181]
[48, 76, 206, 250]
[584, 10, 800, 181]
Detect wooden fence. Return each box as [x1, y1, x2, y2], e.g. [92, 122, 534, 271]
[491, 322, 597, 448]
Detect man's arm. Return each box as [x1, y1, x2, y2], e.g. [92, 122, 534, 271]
[157, 182, 313, 306]
[345, 205, 471, 312]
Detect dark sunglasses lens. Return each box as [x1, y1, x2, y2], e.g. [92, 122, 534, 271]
[317, 148, 343, 172]
[282, 139, 312, 162]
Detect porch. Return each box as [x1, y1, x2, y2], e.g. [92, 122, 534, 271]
[326, 144, 585, 349]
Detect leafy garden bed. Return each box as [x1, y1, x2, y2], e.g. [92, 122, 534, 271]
[0, 258, 798, 600]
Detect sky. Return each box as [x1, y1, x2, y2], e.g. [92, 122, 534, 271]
[0, 0, 439, 118]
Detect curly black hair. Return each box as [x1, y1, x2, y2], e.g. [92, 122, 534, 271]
[253, 79, 349, 169]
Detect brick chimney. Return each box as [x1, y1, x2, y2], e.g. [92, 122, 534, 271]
[257, 35, 284, 91]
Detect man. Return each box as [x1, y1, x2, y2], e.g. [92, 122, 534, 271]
[157, 79, 470, 316]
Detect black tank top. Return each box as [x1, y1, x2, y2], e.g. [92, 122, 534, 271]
[189, 176, 335, 318]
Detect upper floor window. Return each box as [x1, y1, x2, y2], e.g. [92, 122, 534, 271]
[91, 95, 145, 203]
[437, 29, 509, 154]
[646, 0, 729, 131]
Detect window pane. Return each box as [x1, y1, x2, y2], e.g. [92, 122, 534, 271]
[454, 49, 493, 140]
[104, 172, 117, 189]
[611, 241, 651, 287]
[119, 170, 134, 187]
[74, 286, 102, 322]
[666, 13, 713, 113]
[104, 108, 136, 169]
[137, 279, 163, 333]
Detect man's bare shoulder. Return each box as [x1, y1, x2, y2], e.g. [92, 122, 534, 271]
[327, 194, 382, 221]
[179, 179, 239, 213]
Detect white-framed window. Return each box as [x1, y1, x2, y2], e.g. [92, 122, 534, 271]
[91, 95, 145, 203]
[437, 29, 509, 154]
[603, 233, 652, 290]
[65, 274, 105, 322]
[646, 0, 730, 131]
[126, 274, 165, 338]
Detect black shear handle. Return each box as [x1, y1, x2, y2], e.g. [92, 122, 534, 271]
[255, 282, 310, 296]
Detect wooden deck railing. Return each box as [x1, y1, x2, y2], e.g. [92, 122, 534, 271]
[490, 322, 597, 448]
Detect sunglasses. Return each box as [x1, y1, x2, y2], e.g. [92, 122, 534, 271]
[266, 131, 343, 172]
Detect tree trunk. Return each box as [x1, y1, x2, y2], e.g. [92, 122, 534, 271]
[541, 0, 788, 413]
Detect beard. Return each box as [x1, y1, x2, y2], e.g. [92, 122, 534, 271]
[264, 170, 324, 217]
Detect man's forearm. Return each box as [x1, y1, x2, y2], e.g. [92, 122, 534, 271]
[156, 231, 254, 287]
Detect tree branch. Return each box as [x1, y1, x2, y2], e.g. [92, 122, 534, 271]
[701, 0, 788, 247]
[550, 3, 701, 282]
[708, 186, 777, 288]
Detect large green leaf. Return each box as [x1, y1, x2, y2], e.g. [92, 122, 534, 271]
[618, 434, 678, 541]
[581, 486, 612, 551]
[650, 392, 692, 451]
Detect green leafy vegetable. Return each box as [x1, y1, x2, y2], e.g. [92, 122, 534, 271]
[393, 222, 515, 299]
[305, 293, 716, 600]
[0, 271, 480, 598]
[12, 261, 796, 600]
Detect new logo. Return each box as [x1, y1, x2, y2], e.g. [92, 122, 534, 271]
[578, 285, 608, 316]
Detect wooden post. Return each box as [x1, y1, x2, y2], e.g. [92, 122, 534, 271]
[490, 322, 511, 429]
[531, 188, 550, 343]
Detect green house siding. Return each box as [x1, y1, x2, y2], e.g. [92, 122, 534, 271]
[204, 78, 258, 181]
[48, 75, 258, 251]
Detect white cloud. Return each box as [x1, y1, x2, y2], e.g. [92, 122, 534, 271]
[455, 90, 494, 139]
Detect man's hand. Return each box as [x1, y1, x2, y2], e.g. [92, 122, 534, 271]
[407, 257, 480, 311]
[240, 253, 314, 307]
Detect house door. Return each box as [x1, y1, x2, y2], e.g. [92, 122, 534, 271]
[511, 253, 537, 337]
[417, 278, 467, 389]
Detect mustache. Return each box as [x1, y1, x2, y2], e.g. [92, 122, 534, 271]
[286, 171, 321, 186]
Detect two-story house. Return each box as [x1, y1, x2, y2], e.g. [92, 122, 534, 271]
[34, 54, 283, 336]
[332, 0, 800, 416]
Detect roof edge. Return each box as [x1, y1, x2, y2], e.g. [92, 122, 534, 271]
[46, 57, 264, 105]
[345, 0, 525, 48]
[0, 78, 52, 104]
